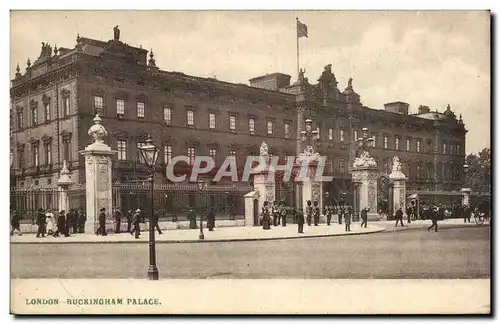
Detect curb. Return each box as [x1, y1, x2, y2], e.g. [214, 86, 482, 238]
[10, 228, 387, 245]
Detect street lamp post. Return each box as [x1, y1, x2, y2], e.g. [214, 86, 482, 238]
[197, 179, 207, 240]
[138, 135, 160, 281]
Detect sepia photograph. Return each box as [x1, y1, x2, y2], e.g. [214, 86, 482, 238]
[8, 9, 491, 315]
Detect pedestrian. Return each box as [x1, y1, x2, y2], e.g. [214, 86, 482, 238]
[272, 201, 279, 226]
[280, 201, 287, 227]
[131, 209, 141, 239]
[126, 209, 132, 233]
[206, 206, 216, 231]
[395, 207, 404, 227]
[428, 206, 439, 232]
[10, 211, 22, 236]
[296, 209, 305, 234]
[152, 210, 163, 234]
[95, 207, 108, 236]
[338, 202, 344, 225]
[360, 207, 368, 228]
[261, 201, 271, 230]
[313, 201, 320, 226]
[71, 209, 79, 234]
[46, 209, 55, 236]
[114, 208, 122, 233]
[406, 205, 412, 224]
[36, 208, 46, 238]
[54, 210, 70, 237]
[65, 209, 73, 234]
[344, 206, 352, 232]
[77, 209, 86, 233]
[463, 204, 471, 223]
[326, 204, 332, 226]
[187, 207, 197, 229]
[306, 200, 313, 226]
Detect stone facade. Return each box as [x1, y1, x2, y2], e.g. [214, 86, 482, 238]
[10, 28, 467, 202]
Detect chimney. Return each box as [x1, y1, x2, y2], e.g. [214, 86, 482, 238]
[383, 101, 409, 115]
[249, 73, 291, 91]
[417, 105, 431, 114]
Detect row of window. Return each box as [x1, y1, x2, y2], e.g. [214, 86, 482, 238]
[16, 95, 71, 129]
[16, 140, 70, 170]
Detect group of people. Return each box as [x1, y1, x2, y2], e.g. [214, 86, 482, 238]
[10, 208, 87, 238]
[187, 207, 216, 231]
[260, 201, 289, 231]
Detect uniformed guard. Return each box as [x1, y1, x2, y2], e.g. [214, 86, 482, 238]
[131, 209, 141, 239]
[344, 206, 352, 232]
[36, 208, 46, 238]
[96, 207, 108, 236]
[280, 201, 287, 227]
[360, 207, 368, 228]
[313, 201, 320, 226]
[326, 204, 332, 226]
[206, 206, 216, 231]
[261, 201, 271, 230]
[114, 208, 123, 233]
[272, 201, 279, 226]
[296, 209, 305, 234]
[395, 207, 404, 227]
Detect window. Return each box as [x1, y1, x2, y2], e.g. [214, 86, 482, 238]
[45, 143, 52, 165]
[354, 130, 358, 141]
[443, 142, 447, 154]
[187, 147, 195, 165]
[427, 141, 433, 153]
[249, 118, 255, 134]
[187, 110, 194, 126]
[209, 148, 217, 161]
[417, 140, 421, 153]
[395, 137, 400, 150]
[316, 127, 320, 140]
[116, 99, 125, 116]
[16, 111, 23, 129]
[285, 123, 291, 139]
[44, 103, 50, 122]
[137, 142, 146, 163]
[137, 102, 145, 118]
[372, 135, 376, 147]
[164, 145, 172, 164]
[457, 145, 461, 155]
[32, 145, 39, 167]
[229, 150, 236, 157]
[31, 106, 38, 126]
[229, 115, 236, 131]
[340, 129, 345, 142]
[267, 120, 273, 135]
[63, 96, 70, 116]
[450, 145, 455, 155]
[417, 165, 421, 179]
[339, 158, 346, 174]
[17, 148, 25, 169]
[63, 140, 70, 163]
[209, 113, 216, 129]
[117, 140, 127, 160]
[163, 107, 171, 125]
[328, 128, 333, 141]
[384, 162, 389, 174]
[47, 179, 52, 185]
[406, 139, 410, 151]
[383, 136, 388, 149]
[94, 96, 104, 115]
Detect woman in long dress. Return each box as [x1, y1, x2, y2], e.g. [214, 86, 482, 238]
[45, 209, 55, 235]
[262, 201, 271, 230]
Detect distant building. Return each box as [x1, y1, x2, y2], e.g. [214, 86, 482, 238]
[10, 28, 467, 206]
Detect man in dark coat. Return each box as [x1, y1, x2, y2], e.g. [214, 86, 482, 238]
[126, 209, 132, 233]
[152, 211, 163, 234]
[306, 200, 313, 226]
[36, 208, 46, 238]
[71, 209, 79, 234]
[463, 204, 471, 223]
[406, 205, 413, 224]
[187, 208, 197, 229]
[338, 201, 344, 225]
[280, 201, 287, 227]
[131, 209, 141, 239]
[360, 207, 368, 228]
[54, 210, 70, 237]
[395, 207, 404, 227]
[344, 206, 352, 232]
[325, 204, 332, 226]
[206, 207, 216, 231]
[10, 210, 22, 236]
[77, 209, 86, 233]
[66, 209, 74, 234]
[313, 201, 320, 226]
[261, 202, 271, 230]
[96, 207, 107, 236]
[114, 208, 122, 233]
[428, 206, 439, 232]
[272, 201, 279, 226]
[296, 209, 305, 234]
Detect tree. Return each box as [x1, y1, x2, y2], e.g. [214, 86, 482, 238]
[465, 148, 491, 194]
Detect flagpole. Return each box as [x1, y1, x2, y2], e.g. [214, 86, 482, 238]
[296, 17, 300, 79]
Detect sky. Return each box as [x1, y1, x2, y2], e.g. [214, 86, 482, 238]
[10, 10, 490, 154]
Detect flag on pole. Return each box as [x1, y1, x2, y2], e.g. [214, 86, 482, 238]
[297, 18, 308, 38]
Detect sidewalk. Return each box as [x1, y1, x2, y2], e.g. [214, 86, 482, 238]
[10, 223, 385, 244]
[378, 218, 482, 232]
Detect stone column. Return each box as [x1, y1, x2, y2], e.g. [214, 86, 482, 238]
[461, 188, 471, 206]
[79, 114, 116, 234]
[253, 171, 276, 215]
[300, 164, 323, 219]
[57, 160, 73, 212]
[351, 166, 379, 221]
[389, 171, 407, 219]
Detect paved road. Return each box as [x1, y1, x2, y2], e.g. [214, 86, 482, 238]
[11, 226, 490, 279]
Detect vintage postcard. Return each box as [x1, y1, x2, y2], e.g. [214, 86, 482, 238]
[9, 10, 491, 315]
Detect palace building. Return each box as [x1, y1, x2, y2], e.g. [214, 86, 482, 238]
[10, 27, 467, 209]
